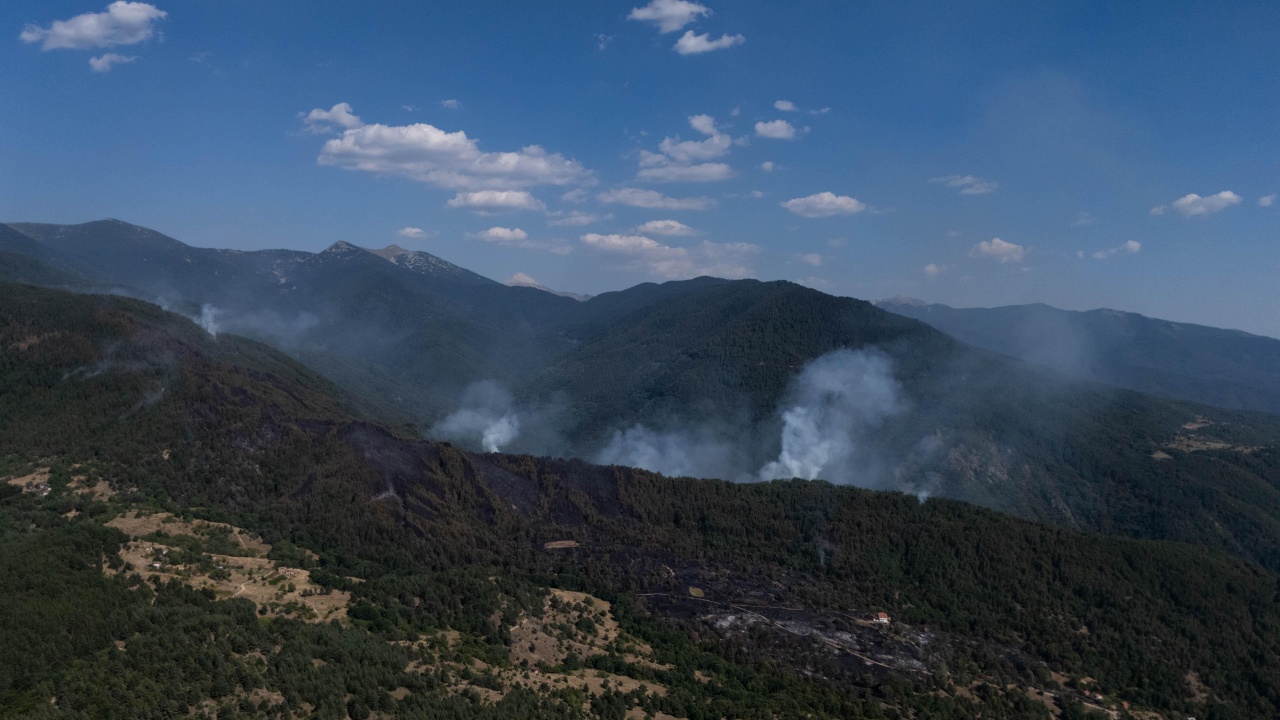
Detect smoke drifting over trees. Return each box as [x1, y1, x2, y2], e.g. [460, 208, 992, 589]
[440, 349, 910, 491]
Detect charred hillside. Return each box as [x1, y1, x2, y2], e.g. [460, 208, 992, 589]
[2, 283, 1280, 718]
[4, 222, 1280, 576]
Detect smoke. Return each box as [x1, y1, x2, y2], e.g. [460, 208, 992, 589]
[198, 304, 220, 336]
[431, 381, 522, 453]
[587, 348, 906, 487]
[219, 309, 321, 348]
[758, 349, 904, 483]
[596, 424, 749, 480]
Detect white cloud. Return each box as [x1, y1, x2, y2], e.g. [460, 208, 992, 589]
[21, 1, 166, 51]
[638, 163, 734, 182]
[809, 107, 831, 115]
[627, 0, 711, 33]
[774, 100, 798, 112]
[88, 52, 136, 73]
[1150, 205, 1166, 216]
[581, 233, 758, 279]
[1167, 190, 1241, 216]
[636, 114, 735, 182]
[397, 226, 427, 238]
[931, 175, 998, 195]
[782, 192, 867, 218]
[598, 188, 714, 210]
[1071, 211, 1097, 227]
[594, 33, 615, 50]
[754, 120, 797, 140]
[312, 105, 591, 190]
[469, 227, 569, 255]
[798, 253, 822, 267]
[447, 190, 546, 212]
[688, 114, 718, 136]
[1092, 240, 1141, 259]
[303, 102, 365, 131]
[1260, 194, 1276, 207]
[760, 161, 775, 172]
[441, 99, 462, 110]
[549, 211, 606, 227]
[561, 188, 588, 203]
[636, 219, 697, 236]
[471, 227, 528, 244]
[971, 237, 1025, 263]
[923, 263, 944, 277]
[673, 31, 745, 55]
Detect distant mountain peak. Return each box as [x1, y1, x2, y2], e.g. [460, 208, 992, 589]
[321, 240, 365, 255]
[506, 272, 592, 302]
[879, 295, 930, 307]
[366, 244, 496, 285]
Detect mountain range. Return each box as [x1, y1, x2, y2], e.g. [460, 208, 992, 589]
[2, 219, 1280, 576]
[879, 297, 1280, 415]
[2, 281, 1279, 718]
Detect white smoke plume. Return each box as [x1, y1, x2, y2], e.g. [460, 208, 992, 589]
[596, 424, 747, 480]
[758, 349, 904, 483]
[432, 381, 522, 453]
[591, 348, 906, 487]
[198, 304, 219, 337]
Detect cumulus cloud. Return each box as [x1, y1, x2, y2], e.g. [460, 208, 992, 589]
[310, 105, 591, 190]
[782, 192, 867, 218]
[598, 187, 714, 210]
[447, 190, 546, 212]
[931, 175, 998, 195]
[470, 227, 528, 244]
[1162, 190, 1242, 217]
[638, 163, 734, 182]
[637, 114, 735, 182]
[637, 219, 697, 236]
[1071, 211, 1098, 227]
[88, 52, 136, 73]
[303, 102, 365, 131]
[971, 237, 1025, 263]
[441, 99, 462, 110]
[1092, 240, 1140, 259]
[673, 31, 745, 55]
[754, 119, 797, 139]
[581, 233, 758, 279]
[1261, 194, 1276, 207]
[774, 100, 798, 112]
[923, 263, 944, 277]
[397, 226, 427, 238]
[21, 1, 166, 51]
[798, 253, 822, 267]
[628, 0, 711, 33]
[470, 227, 570, 255]
[549, 211, 606, 227]
[688, 114, 718, 135]
[761, 161, 775, 172]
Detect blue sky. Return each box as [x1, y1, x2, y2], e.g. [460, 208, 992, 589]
[4, 1, 1279, 336]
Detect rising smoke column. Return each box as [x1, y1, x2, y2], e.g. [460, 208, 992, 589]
[198, 304, 219, 337]
[596, 424, 747, 480]
[758, 348, 904, 485]
[432, 381, 521, 452]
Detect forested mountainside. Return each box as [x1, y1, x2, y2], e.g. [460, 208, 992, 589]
[879, 298, 1280, 415]
[3, 282, 1280, 719]
[3, 221, 1280, 577]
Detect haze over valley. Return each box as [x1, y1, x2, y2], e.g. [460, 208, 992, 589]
[3, 1, 1279, 719]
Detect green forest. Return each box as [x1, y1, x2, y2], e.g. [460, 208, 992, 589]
[2, 282, 1279, 719]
